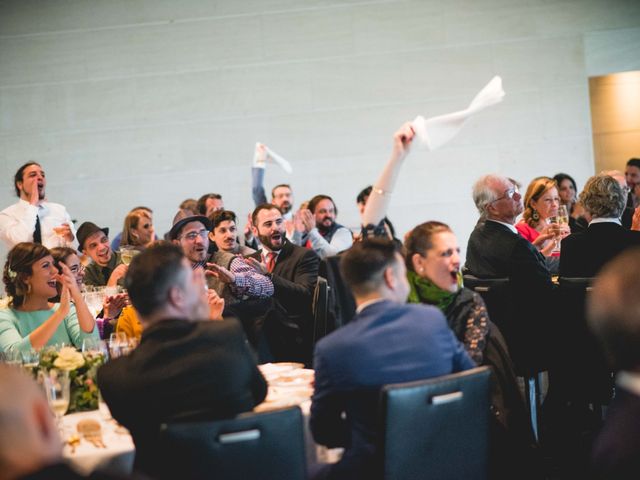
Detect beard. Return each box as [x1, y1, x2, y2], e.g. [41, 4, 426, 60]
[258, 231, 284, 251]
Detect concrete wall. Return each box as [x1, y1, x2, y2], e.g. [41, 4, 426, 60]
[1, 0, 640, 263]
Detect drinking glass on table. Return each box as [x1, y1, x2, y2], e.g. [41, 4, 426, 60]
[42, 369, 70, 433]
[21, 349, 40, 376]
[549, 205, 569, 254]
[109, 332, 130, 358]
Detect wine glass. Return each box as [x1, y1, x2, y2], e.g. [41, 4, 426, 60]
[108, 332, 129, 358]
[21, 349, 40, 376]
[118, 246, 139, 266]
[43, 369, 70, 433]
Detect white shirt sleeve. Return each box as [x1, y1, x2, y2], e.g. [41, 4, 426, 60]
[308, 226, 353, 259]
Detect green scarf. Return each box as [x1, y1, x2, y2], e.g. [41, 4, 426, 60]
[406, 269, 462, 312]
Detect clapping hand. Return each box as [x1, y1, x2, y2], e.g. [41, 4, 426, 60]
[205, 262, 236, 283]
[207, 289, 225, 321]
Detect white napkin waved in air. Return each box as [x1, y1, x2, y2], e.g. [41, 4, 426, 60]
[252, 142, 293, 174]
[411, 76, 505, 151]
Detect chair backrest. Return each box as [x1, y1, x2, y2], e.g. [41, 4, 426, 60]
[555, 277, 612, 403]
[381, 367, 491, 480]
[312, 276, 330, 344]
[156, 406, 307, 480]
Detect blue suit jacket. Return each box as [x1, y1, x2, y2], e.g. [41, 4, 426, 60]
[310, 300, 475, 480]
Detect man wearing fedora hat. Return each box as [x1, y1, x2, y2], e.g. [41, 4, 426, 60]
[169, 210, 273, 305]
[77, 221, 127, 288]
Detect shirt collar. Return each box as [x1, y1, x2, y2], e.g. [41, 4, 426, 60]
[356, 297, 387, 314]
[260, 247, 281, 261]
[589, 217, 622, 226]
[486, 218, 518, 235]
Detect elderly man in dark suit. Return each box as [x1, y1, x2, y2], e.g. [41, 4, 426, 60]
[310, 239, 474, 480]
[249, 204, 320, 363]
[588, 248, 640, 478]
[97, 243, 267, 477]
[465, 174, 553, 375]
[560, 173, 640, 277]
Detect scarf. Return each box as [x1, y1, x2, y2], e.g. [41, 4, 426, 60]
[406, 269, 463, 313]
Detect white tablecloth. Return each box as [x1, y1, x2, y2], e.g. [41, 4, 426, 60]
[62, 364, 339, 475]
[62, 410, 135, 475]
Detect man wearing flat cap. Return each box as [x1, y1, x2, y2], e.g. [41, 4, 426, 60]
[77, 221, 127, 287]
[169, 210, 273, 305]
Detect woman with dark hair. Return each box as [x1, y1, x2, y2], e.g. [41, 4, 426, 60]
[553, 172, 587, 233]
[404, 221, 539, 478]
[50, 246, 127, 339]
[0, 242, 98, 353]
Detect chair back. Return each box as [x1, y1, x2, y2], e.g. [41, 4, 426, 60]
[464, 275, 545, 376]
[381, 367, 491, 480]
[156, 407, 307, 480]
[555, 277, 612, 404]
[312, 276, 330, 344]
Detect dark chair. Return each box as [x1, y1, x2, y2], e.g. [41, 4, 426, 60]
[464, 275, 545, 442]
[319, 254, 357, 331]
[381, 366, 491, 480]
[552, 277, 612, 410]
[156, 406, 307, 480]
[312, 276, 330, 345]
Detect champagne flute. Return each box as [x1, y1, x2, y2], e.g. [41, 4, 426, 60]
[43, 369, 70, 434]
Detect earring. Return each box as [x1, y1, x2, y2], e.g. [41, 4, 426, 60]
[532, 209, 539, 222]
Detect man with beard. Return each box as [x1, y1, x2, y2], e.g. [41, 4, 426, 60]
[0, 162, 76, 249]
[292, 194, 353, 259]
[169, 211, 272, 305]
[249, 204, 319, 362]
[209, 210, 255, 256]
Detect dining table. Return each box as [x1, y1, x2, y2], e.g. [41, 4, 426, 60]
[62, 363, 341, 475]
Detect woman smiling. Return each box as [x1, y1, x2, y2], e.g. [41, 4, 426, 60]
[0, 242, 98, 353]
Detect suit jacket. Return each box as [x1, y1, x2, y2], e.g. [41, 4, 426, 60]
[466, 220, 552, 290]
[465, 220, 553, 374]
[250, 240, 319, 363]
[310, 300, 474, 480]
[591, 386, 640, 479]
[560, 221, 640, 278]
[97, 318, 267, 474]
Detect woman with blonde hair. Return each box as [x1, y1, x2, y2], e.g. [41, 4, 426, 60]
[516, 176, 568, 257]
[120, 208, 154, 249]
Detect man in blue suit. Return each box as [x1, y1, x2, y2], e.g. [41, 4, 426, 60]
[309, 239, 475, 480]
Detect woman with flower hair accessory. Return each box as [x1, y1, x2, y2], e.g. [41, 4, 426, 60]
[0, 242, 98, 353]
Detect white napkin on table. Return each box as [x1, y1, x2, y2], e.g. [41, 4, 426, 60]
[411, 76, 505, 151]
[252, 142, 293, 174]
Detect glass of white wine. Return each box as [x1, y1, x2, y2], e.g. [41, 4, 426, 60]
[119, 246, 139, 266]
[43, 369, 70, 434]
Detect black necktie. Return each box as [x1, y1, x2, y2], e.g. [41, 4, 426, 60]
[33, 214, 42, 244]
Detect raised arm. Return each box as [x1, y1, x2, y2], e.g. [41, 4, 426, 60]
[361, 122, 415, 228]
[251, 143, 268, 206]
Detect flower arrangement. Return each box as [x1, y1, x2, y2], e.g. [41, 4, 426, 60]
[38, 346, 105, 413]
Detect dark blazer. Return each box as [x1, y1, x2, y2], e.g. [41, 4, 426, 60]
[97, 318, 267, 474]
[250, 240, 319, 363]
[591, 386, 640, 479]
[466, 220, 552, 290]
[560, 221, 640, 278]
[310, 300, 475, 480]
[465, 220, 553, 374]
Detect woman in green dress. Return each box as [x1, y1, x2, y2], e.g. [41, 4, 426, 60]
[0, 242, 98, 353]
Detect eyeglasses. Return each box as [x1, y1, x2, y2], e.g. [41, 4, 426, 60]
[180, 229, 208, 241]
[491, 187, 519, 203]
[69, 264, 85, 275]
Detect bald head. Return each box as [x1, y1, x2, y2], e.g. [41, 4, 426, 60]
[588, 247, 640, 372]
[0, 365, 62, 480]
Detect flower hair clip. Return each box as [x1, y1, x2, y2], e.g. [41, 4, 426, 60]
[7, 268, 17, 280]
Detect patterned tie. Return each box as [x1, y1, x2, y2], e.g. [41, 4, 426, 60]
[33, 214, 42, 244]
[264, 252, 276, 273]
